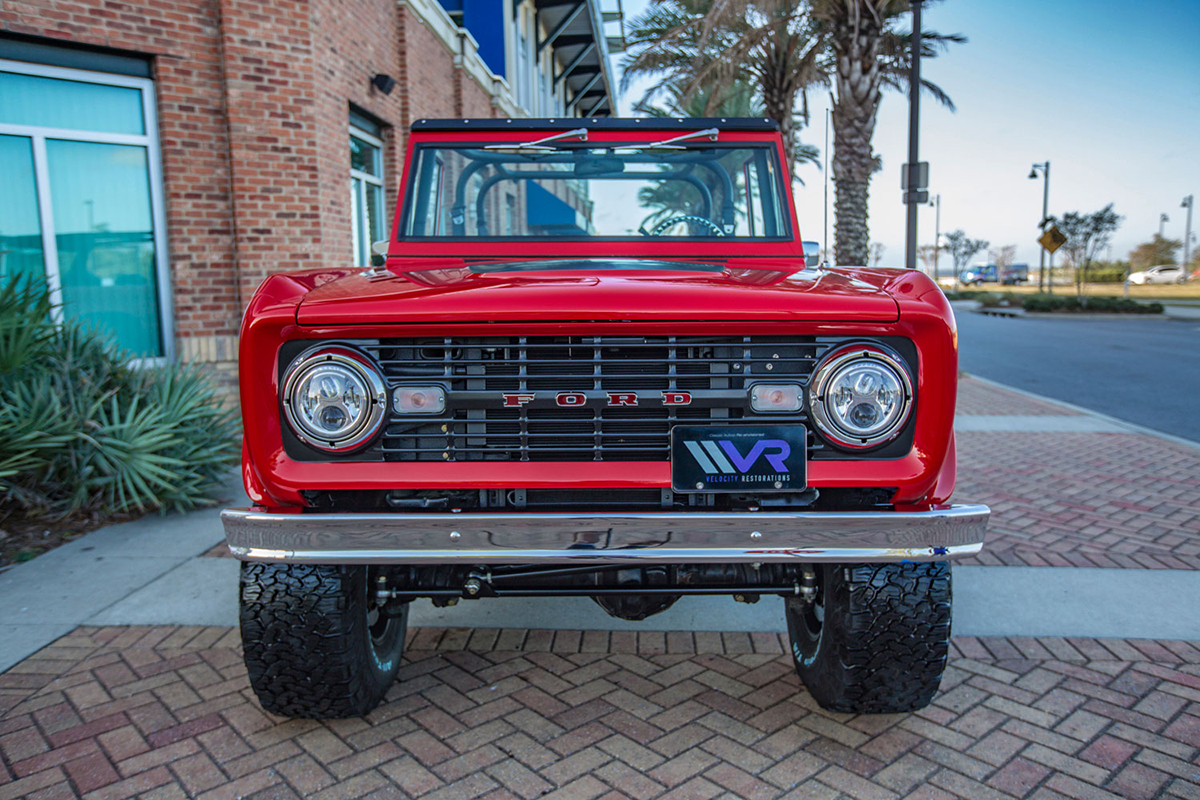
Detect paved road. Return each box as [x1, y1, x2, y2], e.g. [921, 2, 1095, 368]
[956, 307, 1200, 442]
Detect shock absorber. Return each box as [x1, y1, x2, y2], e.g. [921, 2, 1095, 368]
[799, 566, 818, 604]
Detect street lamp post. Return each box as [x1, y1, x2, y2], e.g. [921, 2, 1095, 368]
[1159, 213, 1169, 240]
[929, 194, 941, 284]
[1030, 162, 1051, 293]
[904, 0, 923, 270]
[1184, 195, 1194, 278]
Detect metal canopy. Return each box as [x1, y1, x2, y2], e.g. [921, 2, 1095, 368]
[532, 0, 616, 117]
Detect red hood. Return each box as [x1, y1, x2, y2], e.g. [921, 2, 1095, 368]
[295, 258, 900, 325]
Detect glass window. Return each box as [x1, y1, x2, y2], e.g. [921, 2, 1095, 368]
[410, 154, 446, 238]
[0, 60, 168, 358]
[47, 139, 161, 356]
[505, 194, 517, 235]
[517, 28, 530, 110]
[350, 134, 380, 177]
[0, 70, 144, 134]
[0, 135, 46, 285]
[350, 129, 386, 265]
[403, 144, 791, 240]
[539, 66, 549, 116]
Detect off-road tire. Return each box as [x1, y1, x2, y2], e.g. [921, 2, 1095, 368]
[785, 562, 951, 713]
[239, 563, 408, 718]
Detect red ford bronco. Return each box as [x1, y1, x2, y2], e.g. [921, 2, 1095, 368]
[224, 118, 989, 719]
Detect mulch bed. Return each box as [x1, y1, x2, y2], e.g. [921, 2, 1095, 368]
[0, 506, 138, 570]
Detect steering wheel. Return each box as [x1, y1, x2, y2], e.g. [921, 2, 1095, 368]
[643, 215, 726, 237]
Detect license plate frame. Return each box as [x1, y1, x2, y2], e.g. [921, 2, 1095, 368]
[670, 426, 807, 493]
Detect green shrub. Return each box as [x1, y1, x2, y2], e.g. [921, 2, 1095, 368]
[1019, 293, 1163, 314]
[974, 291, 1022, 309]
[1, 276, 238, 515]
[975, 291, 1002, 307]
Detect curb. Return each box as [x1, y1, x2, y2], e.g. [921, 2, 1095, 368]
[956, 297, 1200, 321]
[1023, 312, 1168, 320]
[967, 305, 1173, 321]
[964, 373, 1200, 452]
[970, 307, 1022, 318]
[1161, 303, 1200, 320]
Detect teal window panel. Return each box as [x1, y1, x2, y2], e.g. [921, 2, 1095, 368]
[0, 134, 45, 284]
[0, 70, 145, 135]
[47, 139, 162, 357]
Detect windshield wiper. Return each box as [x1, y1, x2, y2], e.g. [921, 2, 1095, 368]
[483, 127, 588, 152]
[470, 259, 725, 274]
[616, 127, 720, 151]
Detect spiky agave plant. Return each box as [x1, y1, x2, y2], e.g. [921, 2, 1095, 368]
[0, 273, 56, 376]
[0, 276, 238, 515]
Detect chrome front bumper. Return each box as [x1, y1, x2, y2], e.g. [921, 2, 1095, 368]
[221, 504, 989, 565]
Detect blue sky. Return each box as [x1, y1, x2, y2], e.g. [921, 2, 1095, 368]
[615, 0, 1200, 266]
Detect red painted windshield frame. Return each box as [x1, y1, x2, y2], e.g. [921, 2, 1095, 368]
[387, 130, 805, 261]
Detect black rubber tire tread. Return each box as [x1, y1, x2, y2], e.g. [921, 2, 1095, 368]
[787, 562, 951, 713]
[239, 562, 406, 718]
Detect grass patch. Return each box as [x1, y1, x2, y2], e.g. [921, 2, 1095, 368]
[949, 281, 1200, 301]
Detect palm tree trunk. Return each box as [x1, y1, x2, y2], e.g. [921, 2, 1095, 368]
[831, 15, 884, 266]
[760, 68, 798, 180]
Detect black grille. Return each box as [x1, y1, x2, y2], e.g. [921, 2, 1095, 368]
[360, 336, 830, 462]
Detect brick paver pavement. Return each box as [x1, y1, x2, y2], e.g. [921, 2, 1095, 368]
[956, 378, 1084, 417]
[1, 625, 1198, 799]
[954, 381, 1200, 571]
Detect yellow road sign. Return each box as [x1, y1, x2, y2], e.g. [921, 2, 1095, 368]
[1039, 225, 1067, 254]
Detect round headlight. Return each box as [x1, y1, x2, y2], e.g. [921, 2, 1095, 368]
[809, 345, 913, 450]
[281, 346, 387, 452]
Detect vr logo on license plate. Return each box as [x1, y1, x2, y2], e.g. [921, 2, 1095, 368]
[671, 426, 807, 493]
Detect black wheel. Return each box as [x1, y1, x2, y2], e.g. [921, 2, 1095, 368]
[785, 562, 951, 713]
[239, 563, 408, 718]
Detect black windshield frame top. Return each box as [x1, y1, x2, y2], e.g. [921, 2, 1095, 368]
[400, 142, 790, 242]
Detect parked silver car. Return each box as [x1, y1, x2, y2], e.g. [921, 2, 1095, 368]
[1128, 264, 1186, 284]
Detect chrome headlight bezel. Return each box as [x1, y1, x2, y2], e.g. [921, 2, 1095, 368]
[280, 346, 388, 453]
[808, 344, 914, 451]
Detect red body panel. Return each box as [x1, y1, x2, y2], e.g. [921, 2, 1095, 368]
[238, 125, 960, 514]
[297, 262, 898, 325]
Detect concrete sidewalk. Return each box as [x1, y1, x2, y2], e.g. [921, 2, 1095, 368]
[0, 475, 248, 673]
[39, 555, 1200, 640]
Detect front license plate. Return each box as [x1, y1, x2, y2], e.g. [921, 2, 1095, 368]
[670, 426, 807, 493]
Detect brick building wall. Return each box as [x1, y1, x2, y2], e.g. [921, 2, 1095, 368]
[1, 0, 240, 365]
[397, 5, 459, 132]
[310, 0, 405, 267]
[1, 0, 525, 390]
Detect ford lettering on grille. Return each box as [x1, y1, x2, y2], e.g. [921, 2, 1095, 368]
[501, 391, 694, 408]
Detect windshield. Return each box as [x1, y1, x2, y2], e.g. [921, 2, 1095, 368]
[401, 143, 790, 240]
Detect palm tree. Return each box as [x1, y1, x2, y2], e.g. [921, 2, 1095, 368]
[621, 0, 828, 178]
[623, 1, 963, 266]
[635, 79, 821, 176]
[635, 81, 814, 234]
[812, 0, 963, 264]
